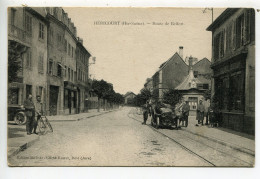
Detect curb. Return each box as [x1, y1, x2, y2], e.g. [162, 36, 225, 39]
[48, 109, 119, 122]
[8, 136, 40, 159]
[182, 128, 255, 156]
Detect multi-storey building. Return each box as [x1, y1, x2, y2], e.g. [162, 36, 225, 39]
[8, 7, 48, 116]
[76, 38, 91, 113]
[8, 7, 92, 117]
[207, 8, 255, 134]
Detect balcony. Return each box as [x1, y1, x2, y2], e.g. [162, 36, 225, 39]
[8, 24, 31, 46]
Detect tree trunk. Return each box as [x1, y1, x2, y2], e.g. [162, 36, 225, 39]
[97, 98, 100, 112]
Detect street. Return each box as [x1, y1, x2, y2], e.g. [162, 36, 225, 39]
[8, 107, 254, 167]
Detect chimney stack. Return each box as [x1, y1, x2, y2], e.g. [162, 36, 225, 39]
[179, 46, 183, 59]
[189, 56, 193, 72]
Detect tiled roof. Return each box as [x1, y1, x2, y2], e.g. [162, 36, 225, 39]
[175, 69, 202, 90]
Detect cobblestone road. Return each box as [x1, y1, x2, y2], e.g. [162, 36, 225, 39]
[8, 107, 254, 166]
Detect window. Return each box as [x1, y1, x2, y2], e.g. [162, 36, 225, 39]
[11, 8, 16, 25]
[39, 22, 44, 39]
[236, 14, 244, 49]
[230, 72, 244, 111]
[71, 69, 74, 81]
[188, 97, 198, 110]
[64, 66, 67, 77]
[26, 85, 32, 98]
[38, 86, 43, 99]
[68, 43, 71, 56]
[213, 30, 225, 61]
[203, 84, 209, 89]
[57, 64, 62, 77]
[72, 47, 74, 57]
[25, 50, 32, 69]
[68, 67, 71, 80]
[48, 60, 53, 74]
[64, 39, 67, 52]
[38, 54, 44, 73]
[25, 13, 32, 35]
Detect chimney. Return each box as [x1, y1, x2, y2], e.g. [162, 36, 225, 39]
[189, 56, 193, 72]
[77, 37, 83, 44]
[179, 46, 183, 59]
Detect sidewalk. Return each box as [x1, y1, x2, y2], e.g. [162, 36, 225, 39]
[133, 111, 255, 156]
[182, 116, 255, 156]
[7, 108, 118, 158]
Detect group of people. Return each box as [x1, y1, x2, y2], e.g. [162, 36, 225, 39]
[23, 94, 43, 135]
[141, 97, 211, 128]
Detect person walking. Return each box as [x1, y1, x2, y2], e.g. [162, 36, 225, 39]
[197, 99, 205, 126]
[24, 94, 35, 135]
[204, 99, 210, 125]
[33, 95, 43, 134]
[182, 100, 190, 127]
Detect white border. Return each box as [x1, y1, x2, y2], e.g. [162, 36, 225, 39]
[0, 1, 259, 179]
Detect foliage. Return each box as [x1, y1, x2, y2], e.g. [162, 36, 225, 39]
[8, 55, 22, 83]
[162, 89, 182, 107]
[133, 88, 153, 107]
[91, 79, 124, 104]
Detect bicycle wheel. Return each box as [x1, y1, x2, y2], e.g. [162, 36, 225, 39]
[45, 118, 53, 132]
[38, 119, 46, 134]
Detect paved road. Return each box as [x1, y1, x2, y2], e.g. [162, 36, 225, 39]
[8, 107, 254, 166]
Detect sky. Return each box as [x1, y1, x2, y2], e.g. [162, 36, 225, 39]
[63, 8, 225, 95]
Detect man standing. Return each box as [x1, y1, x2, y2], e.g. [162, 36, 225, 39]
[197, 99, 205, 126]
[204, 99, 210, 125]
[182, 100, 190, 127]
[24, 94, 35, 135]
[142, 101, 150, 125]
[33, 95, 43, 134]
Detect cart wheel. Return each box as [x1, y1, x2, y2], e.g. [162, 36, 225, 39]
[14, 112, 27, 125]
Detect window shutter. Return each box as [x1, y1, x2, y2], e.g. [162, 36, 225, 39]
[232, 20, 236, 50]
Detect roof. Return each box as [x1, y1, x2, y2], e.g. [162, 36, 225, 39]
[154, 52, 188, 76]
[175, 69, 202, 90]
[124, 92, 136, 97]
[206, 8, 239, 31]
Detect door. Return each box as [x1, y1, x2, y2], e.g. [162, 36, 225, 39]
[49, 86, 59, 115]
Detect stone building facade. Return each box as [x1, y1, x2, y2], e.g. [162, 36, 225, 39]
[207, 8, 255, 134]
[8, 7, 92, 117]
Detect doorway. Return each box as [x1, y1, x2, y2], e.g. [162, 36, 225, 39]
[49, 85, 59, 115]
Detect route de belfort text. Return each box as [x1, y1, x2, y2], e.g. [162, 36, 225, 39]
[94, 21, 184, 26]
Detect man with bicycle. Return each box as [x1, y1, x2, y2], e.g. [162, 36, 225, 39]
[33, 95, 43, 134]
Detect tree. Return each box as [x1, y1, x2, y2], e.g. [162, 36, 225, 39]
[92, 79, 111, 112]
[162, 89, 182, 107]
[8, 54, 22, 83]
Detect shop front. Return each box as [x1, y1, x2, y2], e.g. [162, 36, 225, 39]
[64, 81, 77, 115]
[212, 52, 247, 132]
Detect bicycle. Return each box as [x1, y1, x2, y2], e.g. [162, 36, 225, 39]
[37, 115, 53, 134]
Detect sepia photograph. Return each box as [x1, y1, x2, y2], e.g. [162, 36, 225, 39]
[6, 7, 255, 167]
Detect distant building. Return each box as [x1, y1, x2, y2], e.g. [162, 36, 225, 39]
[207, 8, 255, 134]
[124, 92, 136, 104]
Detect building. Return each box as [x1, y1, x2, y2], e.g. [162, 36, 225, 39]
[124, 92, 136, 105]
[8, 7, 48, 115]
[76, 38, 91, 113]
[207, 8, 255, 134]
[152, 48, 188, 100]
[144, 78, 153, 93]
[175, 57, 211, 115]
[8, 7, 92, 117]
